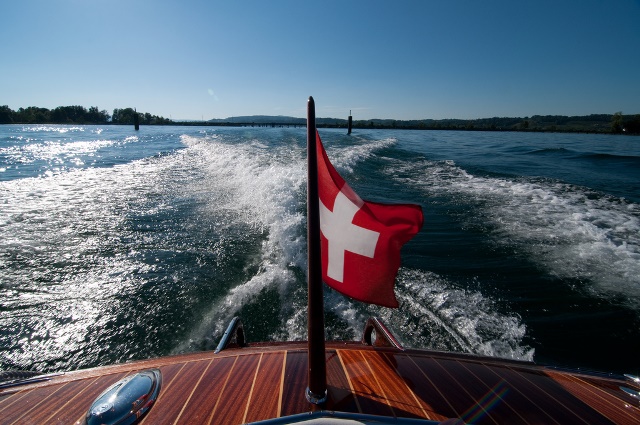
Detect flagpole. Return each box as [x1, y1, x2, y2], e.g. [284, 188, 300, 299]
[306, 96, 327, 405]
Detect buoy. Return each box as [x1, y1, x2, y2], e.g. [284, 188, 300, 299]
[347, 110, 352, 135]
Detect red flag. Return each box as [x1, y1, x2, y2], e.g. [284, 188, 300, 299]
[316, 131, 423, 308]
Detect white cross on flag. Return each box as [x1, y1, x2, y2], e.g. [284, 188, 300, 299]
[315, 131, 423, 308]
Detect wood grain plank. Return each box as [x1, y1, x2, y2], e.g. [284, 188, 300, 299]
[473, 363, 561, 425]
[410, 355, 483, 420]
[359, 350, 428, 419]
[173, 358, 215, 424]
[55, 373, 130, 425]
[4, 381, 72, 425]
[499, 366, 612, 425]
[138, 361, 193, 425]
[0, 352, 218, 398]
[452, 361, 532, 424]
[0, 374, 125, 424]
[206, 356, 239, 425]
[244, 352, 285, 423]
[280, 351, 311, 417]
[0, 389, 31, 415]
[338, 349, 394, 417]
[325, 350, 358, 413]
[242, 354, 263, 423]
[277, 350, 286, 416]
[140, 360, 210, 424]
[546, 371, 640, 425]
[387, 353, 450, 422]
[213, 353, 261, 425]
[377, 352, 445, 421]
[173, 356, 236, 425]
[436, 359, 508, 425]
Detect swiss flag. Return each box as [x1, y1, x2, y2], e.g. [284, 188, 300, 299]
[316, 131, 423, 308]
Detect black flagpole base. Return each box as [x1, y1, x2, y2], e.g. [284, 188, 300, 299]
[306, 387, 327, 405]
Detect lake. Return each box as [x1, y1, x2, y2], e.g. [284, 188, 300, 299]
[1, 125, 638, 375]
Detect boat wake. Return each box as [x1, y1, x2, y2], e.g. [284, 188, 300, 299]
[174, 134, 534, 361]
[392, 269, 533, 360]
[395, 158, 640, 310]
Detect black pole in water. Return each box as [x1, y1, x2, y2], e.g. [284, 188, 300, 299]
[306, 96, 327, 405]
[134, 108, 140, 131]
[347, 110, 352, 135]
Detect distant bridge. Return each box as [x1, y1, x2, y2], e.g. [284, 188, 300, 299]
[232, 122, 305, 128]
[177, 121, 306, 128]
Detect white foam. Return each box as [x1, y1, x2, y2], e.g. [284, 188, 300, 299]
[279, 288, 368, 343]
[174, 135, 308, 347]
[181, 134, 307, 263]
[176, 263, 298, 352]
[184, 137, 532, 359]
[20, 125, 86, 133]
[326, 137, 397, 173]
[399, 159, 640, 307]
[270, 266, 532, 360]
[350, 269, 533, 360]
[175, 134, 403, 346]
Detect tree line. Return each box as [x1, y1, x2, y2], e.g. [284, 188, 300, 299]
[0, 105, 172, 125]
[209, 113, 640, 134]
[345, 113, 640, 134]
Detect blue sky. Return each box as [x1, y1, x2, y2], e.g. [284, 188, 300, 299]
[2, 0, 639, 120]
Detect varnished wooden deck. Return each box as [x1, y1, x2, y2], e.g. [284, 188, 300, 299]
[1, 342, 639, 424]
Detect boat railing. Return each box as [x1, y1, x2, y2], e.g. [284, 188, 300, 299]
[361, 317, 404, 350]
[214, 316, 246, 353]
[214, 316, 404, 353]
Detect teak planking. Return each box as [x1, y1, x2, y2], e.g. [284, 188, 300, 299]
[1, 342, 639, 425]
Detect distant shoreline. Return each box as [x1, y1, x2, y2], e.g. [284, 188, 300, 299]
[169, 120, 639, 135]
[1, 105, 639, 134]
